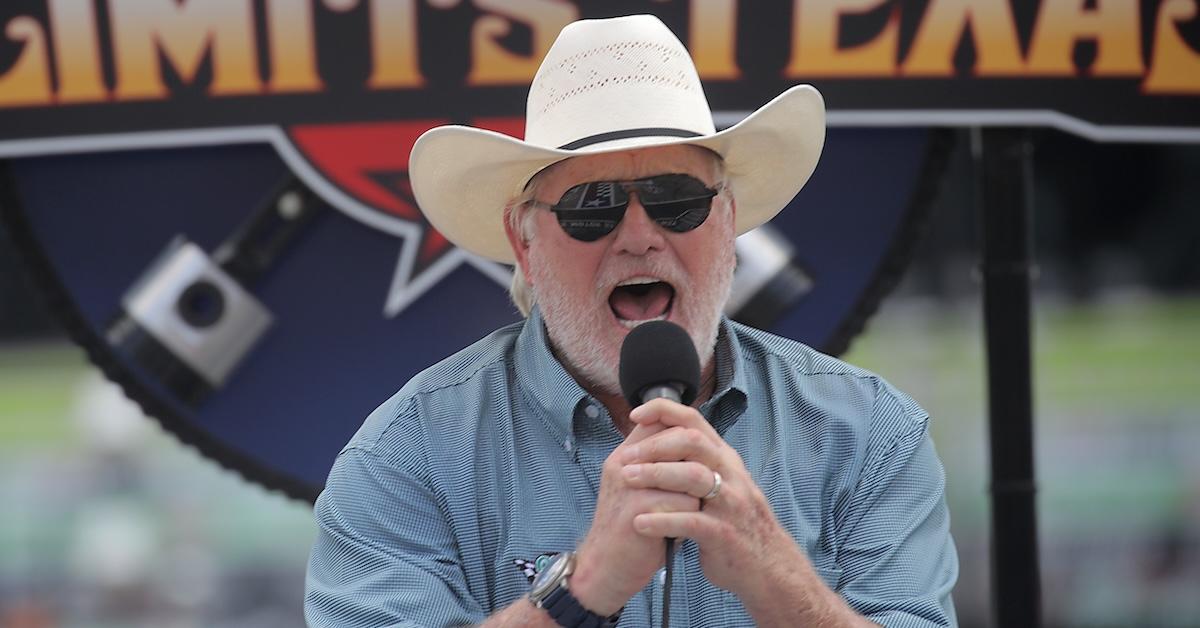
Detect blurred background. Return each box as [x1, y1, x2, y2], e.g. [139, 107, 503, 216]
[2, 129, 1198, 627]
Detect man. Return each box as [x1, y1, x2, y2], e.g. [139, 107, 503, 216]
[306, 14, 957, 628]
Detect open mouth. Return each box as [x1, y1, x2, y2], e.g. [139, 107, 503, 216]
[608, 277, 675, 328]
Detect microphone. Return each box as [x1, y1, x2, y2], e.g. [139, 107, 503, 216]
[617, 320, 700, 628]
[619, 320, 701, 408]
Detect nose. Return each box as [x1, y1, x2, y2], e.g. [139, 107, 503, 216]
[609, 194, 667, 256]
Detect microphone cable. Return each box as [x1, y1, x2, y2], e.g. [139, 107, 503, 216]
[662, 538, 676, 627]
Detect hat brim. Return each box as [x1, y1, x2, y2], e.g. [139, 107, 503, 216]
[408, 85, 825, 264]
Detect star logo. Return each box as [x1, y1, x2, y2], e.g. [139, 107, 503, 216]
[285, 119, 524, 316]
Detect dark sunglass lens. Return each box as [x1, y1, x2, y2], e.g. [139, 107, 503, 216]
[552, 180, 630, 241]
[636, 174, 712, 204]
[647, 201, 712, 232]
[555, 180, 628, 211]
[554, 208, 625, 241]
[636, 174, 716, 233]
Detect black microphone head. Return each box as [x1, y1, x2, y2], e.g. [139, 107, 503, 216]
[619, 320, 701, 407]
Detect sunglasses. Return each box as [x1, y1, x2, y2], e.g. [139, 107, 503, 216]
[528, 173, 723, 242]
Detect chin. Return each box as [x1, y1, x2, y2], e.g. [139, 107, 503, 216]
[539, 292, 724, 398]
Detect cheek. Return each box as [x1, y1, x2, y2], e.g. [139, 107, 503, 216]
[527, 238, 602, 294]
[682, 212, 735, 272]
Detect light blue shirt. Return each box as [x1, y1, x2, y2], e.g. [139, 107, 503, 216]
[305, 308, 958, 627]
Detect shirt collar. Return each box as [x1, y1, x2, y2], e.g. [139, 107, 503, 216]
[700, 318, 749, 435]
[514, 308, 750, 441]
[514, 307, 591, 443]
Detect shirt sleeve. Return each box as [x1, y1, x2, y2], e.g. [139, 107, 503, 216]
[832, 383, 960, 628]
[305, 442, 485, 628]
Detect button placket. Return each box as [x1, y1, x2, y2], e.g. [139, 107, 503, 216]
[572, 402, 606, 496]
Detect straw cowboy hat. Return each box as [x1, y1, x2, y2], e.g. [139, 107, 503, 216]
[408, 14, 826, 264]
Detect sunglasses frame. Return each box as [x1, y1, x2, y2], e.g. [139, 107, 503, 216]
[525, 173, 725, 242]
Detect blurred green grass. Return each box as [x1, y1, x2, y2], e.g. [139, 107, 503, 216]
[844, 294, 1200, 533]
[0, 342, 88, 447]
[1036, 298, 1200, 408]
[845, 295, 1200, 410]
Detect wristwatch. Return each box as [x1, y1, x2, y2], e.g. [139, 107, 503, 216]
[528, 552, 621, 628]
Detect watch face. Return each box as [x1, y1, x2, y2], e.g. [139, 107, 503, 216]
[529, 553, 569, 601]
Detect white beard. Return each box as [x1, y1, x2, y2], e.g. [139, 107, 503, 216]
[527, 243, 735, 396]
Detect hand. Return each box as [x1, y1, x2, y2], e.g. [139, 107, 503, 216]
[569, 418, 701, 616]
[619, 398, 804, 596]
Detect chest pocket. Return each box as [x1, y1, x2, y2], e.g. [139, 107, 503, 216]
[491, 537, 579, 612]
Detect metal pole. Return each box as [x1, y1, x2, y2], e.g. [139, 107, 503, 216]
[974, 127, 1042, 628]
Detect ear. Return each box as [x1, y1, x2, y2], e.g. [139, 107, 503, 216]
[503, 204, 533, 279]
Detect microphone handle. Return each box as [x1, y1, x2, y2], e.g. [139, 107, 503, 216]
[639, 384, 683, 404]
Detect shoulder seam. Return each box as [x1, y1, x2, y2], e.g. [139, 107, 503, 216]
[354, 346, 510, 454]
[410, 349, 508, 398]
[746, 344, 879, 380]
[733, 323, 876, 379]
[345, 393, 421, 456]
[873, 377, 931, 431]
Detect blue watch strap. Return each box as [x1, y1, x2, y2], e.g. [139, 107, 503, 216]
[541, 585, 619, 628]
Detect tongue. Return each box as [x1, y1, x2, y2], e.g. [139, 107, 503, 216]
[610, 283, 673, 321]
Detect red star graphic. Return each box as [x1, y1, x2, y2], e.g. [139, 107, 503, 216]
[287, 117, 526, 275]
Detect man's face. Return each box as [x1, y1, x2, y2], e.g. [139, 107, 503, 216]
[507, 144, 736, 395]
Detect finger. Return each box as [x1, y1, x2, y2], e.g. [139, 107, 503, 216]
[609, 424, 669, 470]
[622, 426, 722, 469]
[628, 398, 693, 425]
[632, 511, 719, 542]
[623, 461, 717, 499]
[629, 398, 720, 440]
[626, 419, 670, 443]
[607, 423, 670, 476]
[629, 488, 701, 515]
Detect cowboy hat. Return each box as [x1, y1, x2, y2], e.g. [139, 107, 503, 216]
[408, 14, 825, 264]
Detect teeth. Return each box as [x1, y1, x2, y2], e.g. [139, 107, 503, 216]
[618, 314, 669, 329]
[616, 276, 663, 287]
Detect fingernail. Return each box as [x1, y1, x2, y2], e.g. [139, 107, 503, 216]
[623, 445, 640, 462]
[623, 464, 642, 480]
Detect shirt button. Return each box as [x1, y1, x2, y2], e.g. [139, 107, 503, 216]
[563, 440, 573, 452]
[583, 404, 600, 419]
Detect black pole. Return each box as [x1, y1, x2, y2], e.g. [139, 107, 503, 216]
[974, 127, 1042, 628]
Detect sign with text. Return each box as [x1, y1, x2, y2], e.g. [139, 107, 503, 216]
[1, 0, 1198, 145]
